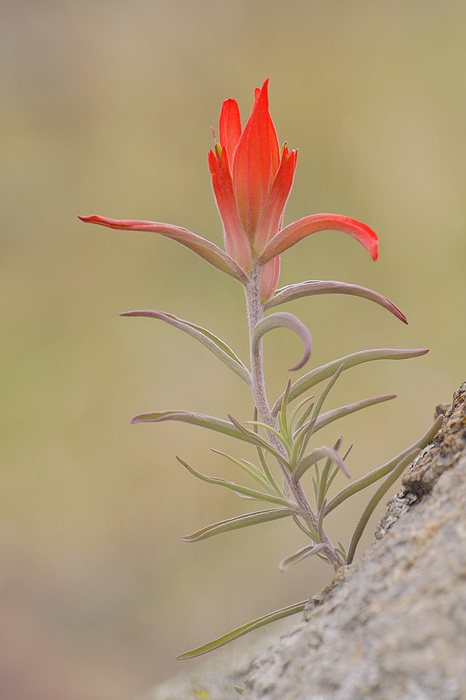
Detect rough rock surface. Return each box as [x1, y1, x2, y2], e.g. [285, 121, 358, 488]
[142, 382, 466, 700]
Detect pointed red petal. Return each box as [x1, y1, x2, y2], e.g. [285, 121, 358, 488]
[232, 79, 280, 238]
[254, 149, 298, 254]
[208, 149, 252, 272]
[259, 214, 379, 263]
[78, 215, 248, 283]
[219, 99, 242, 167]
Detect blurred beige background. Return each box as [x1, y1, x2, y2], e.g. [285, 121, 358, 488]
[1, 0, 465, 698]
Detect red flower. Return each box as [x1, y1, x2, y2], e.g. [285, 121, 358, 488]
[80, 80, 378, 301]
[208, 80, 298, 300]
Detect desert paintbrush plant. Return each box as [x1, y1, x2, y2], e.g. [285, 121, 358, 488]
[80, 79, 441, 659]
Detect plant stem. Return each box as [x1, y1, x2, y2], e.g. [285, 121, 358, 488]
[245, 264, 344, 570]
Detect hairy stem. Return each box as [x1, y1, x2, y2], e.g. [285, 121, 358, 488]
[245, 264, 344, 569]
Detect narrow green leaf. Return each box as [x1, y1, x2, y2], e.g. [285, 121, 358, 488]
[303, 513, 320, 542]
[277, 380, 293, 445]
[292, 364, 344, 459]
[311, 364, 344, 422]
[289, 395, 315, 432]
[279, 544, 326, 572]
[336, 540, 348, 560]
[346, 448, 420, 564]
[177, 457, 293, 508]
[176, 600, 307, 659]
[313, 394, 396, 433]
[324, 414, 443, 516]
[289, 416, 317, 467]
[293, 446, 350, 483]
[245, 420, 286, 446]
[228, 414, 291, 467]
[121, 310, 251, 385]
[272, 348, 429, 415]
[325, 464, 342, 494]
[181, 507, 292, 543]
[251, 408, 283, 495]
[210, 449, 275, 494]
[251, 311, 312, 371]
[131, 410, 256, 444]
[291, 511, 314, 538]
[317, 436, 344, 510]
[264, 280, 408, 325]
[255, 444, 282, 496]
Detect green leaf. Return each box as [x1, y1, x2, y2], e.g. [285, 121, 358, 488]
[311, 364, 344, 422]
[272, 348, 429, 415]
[251, 311, 312, 371]
[279, 544, 326, 572]
[324, 414, 443, 516]
[289, 395, 315, 432]
[264, 280, 408, 324]
[227, 414, 291, 467]
[181, 507, 293, 543]
[317, 436, 344, 510]
[210, 449, 276, 494]
[293, 446, 350, 483]
[176, 600, 307, 659]
[289, 416, 317, 467]
[278, 380, 293, 445]
[177, 457, 293, 508]
[291, 364, 344, 459]
[121, 310, 251, 385]
[346, 448, 420, 564]
[131, 410, 257, 444]
[245, 420, 285, 446]
[255, 445, 282, 497]
[313, 394, 396, 433]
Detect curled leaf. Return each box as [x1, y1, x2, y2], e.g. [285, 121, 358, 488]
[121, 309, 251, 385]
[264, 280, 408, 324]
[251, 311, 312, 371]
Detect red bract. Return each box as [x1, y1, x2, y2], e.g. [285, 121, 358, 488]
[209, 84, 288, 254]
[209, 80, 298, 300]
[80, 80, 379, 301]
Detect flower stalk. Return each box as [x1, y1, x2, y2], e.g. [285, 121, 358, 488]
[245, 264, 344, 568]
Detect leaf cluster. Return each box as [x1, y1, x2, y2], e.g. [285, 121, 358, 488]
[122, 280, 441, 659]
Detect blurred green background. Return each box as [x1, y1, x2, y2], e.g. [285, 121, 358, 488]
[1, 0, 465, 698]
